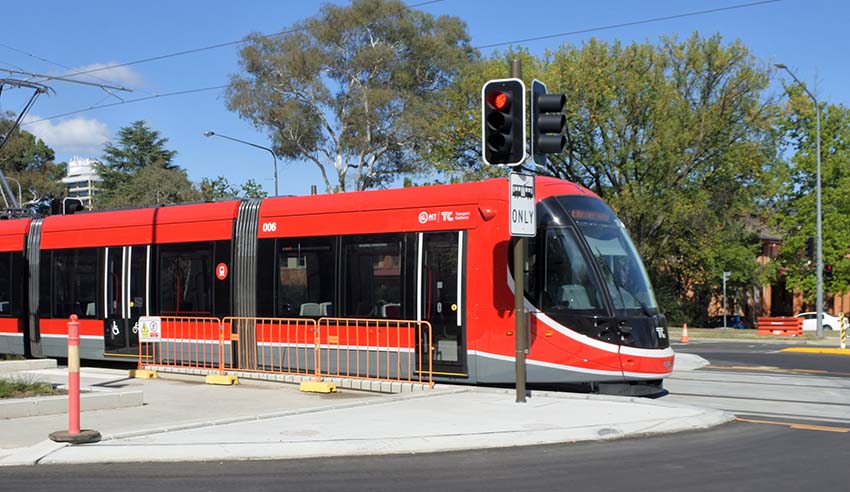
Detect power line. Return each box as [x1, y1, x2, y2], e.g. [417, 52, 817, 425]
[21, 0, 779, 125]
[0, 41, 142, 96]
[43, 0, 447, 81]
[22, 85, 227, 126]
[475, 0, 782, 49]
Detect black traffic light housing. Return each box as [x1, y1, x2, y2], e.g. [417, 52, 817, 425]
[805, 237, 815, 259]
[824, 263, 833, 279]
[482, 78, 526, 166]
[531, 79, 566, 166]
[63, 197, 84, 215]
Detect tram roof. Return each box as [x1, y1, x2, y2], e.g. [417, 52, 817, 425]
[39, 200, 241, 249]
[259, 176, 596, 218]
[0, 217, 31, 252]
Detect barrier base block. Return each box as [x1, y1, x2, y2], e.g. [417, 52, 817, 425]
[205, 374, 239, 386]
[300, 381, 337, 393]
[129, 369, 158, 379]
[49, 429, 101, 445]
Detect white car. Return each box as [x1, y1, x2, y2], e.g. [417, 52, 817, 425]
[795, 312, 843, 331]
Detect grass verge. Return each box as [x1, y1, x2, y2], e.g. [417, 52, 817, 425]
[0, 377, 63, 399]
[669, 327, 841, 341]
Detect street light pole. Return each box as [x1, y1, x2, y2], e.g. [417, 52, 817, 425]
[776, 64, 824, 338]
[203, 131, 278, 197]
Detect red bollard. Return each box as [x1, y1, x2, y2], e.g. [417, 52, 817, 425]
[49, 315, 101, 444]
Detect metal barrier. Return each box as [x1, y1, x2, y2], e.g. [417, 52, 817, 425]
[317, 318, 433, 388]
[223, 317, 317, 377]
[138, 316, 225, 373]
[138, 315, 434, 389]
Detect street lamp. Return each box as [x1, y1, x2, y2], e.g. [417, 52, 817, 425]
[203, 131, 278, 197]
[775, 63, 823, 338]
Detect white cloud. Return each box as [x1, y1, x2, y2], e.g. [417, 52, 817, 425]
[65, 63, 143, 88]
[24, 115, 110, 154]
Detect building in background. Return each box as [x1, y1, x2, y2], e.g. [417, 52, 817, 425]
[61, 157, 101, 209]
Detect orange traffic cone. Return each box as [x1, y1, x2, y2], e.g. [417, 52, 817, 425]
[680, 323, 689, 343]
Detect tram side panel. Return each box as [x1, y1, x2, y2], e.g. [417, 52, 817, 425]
[0, 219, 30, 356]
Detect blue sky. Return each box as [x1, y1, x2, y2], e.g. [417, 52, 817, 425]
[1, 0, 845, 196]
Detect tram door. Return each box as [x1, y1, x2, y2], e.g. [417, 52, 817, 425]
[419, 232, 465, 375]
[104, 246, 149, 355]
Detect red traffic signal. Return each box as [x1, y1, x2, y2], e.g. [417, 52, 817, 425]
[482, 78, 526, 166]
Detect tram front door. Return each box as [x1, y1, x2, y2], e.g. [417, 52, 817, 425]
[419, 231, 466, 376]
[104, 245, 149, 355]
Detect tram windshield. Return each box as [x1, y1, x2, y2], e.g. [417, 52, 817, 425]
[556, 196, 658, 313]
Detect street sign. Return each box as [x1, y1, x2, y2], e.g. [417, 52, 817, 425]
[509, 173, 535, 237]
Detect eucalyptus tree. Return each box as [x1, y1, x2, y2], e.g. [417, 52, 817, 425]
[226, 0, 477, 192]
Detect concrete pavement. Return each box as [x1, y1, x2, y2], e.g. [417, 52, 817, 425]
[0, 354, 730, 466]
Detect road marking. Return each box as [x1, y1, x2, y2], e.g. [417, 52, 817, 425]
[736, 417, 850, 433]
[705, 365, 850, 377]
[781, 347, 850, 355]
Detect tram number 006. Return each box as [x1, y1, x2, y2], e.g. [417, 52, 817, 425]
[261, 222, 277, 232]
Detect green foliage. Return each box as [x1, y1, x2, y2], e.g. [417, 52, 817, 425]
[0, 377, 57, 398]
[95, 121, 194, 209]
[0, 114, 67, 204]
[429, 34, 783, 323]
[774, 87, 850, 301]
[226, 0, 477, 192]
[198, 176, 269, 200]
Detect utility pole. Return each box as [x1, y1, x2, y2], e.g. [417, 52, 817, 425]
[722, 271, 730, 328]
[510, 59, 528, 403]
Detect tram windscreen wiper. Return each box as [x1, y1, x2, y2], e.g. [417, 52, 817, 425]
[592, 248, 654, 318]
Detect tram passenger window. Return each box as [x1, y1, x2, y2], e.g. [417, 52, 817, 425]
[542, 228, 605, 312]
[276, 238, 334, 317]
[0, 253, 10, 315]
[342, 235, 402, 318]
[51, 248, 98, 319]
[159, 243, 212, 316]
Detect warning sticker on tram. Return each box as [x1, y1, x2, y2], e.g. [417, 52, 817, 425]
[138, 316, 162, 342]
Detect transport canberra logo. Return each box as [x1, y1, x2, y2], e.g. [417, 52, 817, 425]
[418, 210, 471, 225]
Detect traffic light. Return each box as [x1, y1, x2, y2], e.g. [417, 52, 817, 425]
[824, 263, 833, 279]
[62, 197, 84, 215]
[530, 80, 566, 166]
[805, 237, 814, 259]
[482, 78, 526, 166]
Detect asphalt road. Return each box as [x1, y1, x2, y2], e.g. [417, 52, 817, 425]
[2, 340, 846, 490]
[673, 340, 850, 376]
[1, 420, 847, 492]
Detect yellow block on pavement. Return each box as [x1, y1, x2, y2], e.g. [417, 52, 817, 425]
[300, 381, 337, 393]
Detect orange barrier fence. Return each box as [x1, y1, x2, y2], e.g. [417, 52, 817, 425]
[223, 317, 318, 377]
[138, 315, 433, 388]
[317, 318, 433, 387]
[756, 317, 803, 337]
[138, 316, 225, 373]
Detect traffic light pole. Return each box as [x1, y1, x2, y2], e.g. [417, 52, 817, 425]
[511, 59, 528, 404]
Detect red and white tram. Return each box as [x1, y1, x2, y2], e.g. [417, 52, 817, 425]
[0, 177, 673, 394]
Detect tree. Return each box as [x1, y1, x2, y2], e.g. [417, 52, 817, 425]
[198, 176, 269, 200]
[95, 121, 194, 209]
[774, 88, 850, 302]
[101, 162, 198, 209]
[226, 0, 476, 192]
[429, 34, 782, 322]
[0, 114, 67, 205]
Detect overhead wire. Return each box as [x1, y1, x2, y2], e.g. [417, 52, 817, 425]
[20, 0, 779, 126]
